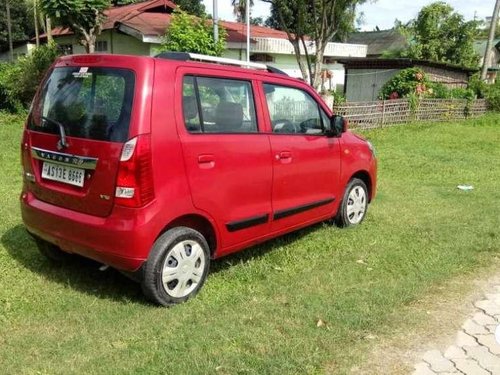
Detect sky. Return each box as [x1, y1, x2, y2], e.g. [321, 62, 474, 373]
[201, 0, 495, 31]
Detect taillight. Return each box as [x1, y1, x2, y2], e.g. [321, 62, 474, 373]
[115, 135, 155, 208]
[21, 130, 35, 183]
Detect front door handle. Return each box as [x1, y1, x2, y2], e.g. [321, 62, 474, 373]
[198, 154, 215, 169]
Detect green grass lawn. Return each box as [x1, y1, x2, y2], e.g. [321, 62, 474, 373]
[0, 112, 499, 374]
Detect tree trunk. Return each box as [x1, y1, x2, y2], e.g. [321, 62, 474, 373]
[290, 38, 309, 82]
[481, 0, 500, 80]
[312, 42, 325, 90]
[46, 16, 53, 44]
[34, 0, 40, 47]
[5, 0, 13, 61]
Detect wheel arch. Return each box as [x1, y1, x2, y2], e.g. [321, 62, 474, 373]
[349, 170, 373, 202]
[159, 214, 218, 257]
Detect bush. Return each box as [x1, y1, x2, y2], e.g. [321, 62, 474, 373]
[0, 44, 59, 113]
[469, 74, 488, 99]
[157, 9, 227, 56]
[486, 80, 500, 111]
[379, 68, 431, 99]
[0, 63, 20, 112]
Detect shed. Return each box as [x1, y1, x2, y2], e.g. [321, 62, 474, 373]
[338, 58, 478, 102]
[346, 29, 407, 58]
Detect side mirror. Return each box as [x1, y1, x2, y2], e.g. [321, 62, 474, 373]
[328, 115, 348, 137]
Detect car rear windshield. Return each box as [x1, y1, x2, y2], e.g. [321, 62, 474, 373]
[28, 67, 135, 143]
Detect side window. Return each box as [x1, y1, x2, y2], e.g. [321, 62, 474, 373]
[320, 108, 331, 131]
[264, 84, 323, 135]
[182, 76, 202, 132]
[182, 76, 257, 133]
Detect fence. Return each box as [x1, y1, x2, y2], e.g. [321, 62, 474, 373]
[332, 99, 488, 130]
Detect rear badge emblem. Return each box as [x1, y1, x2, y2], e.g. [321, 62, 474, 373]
[99, 195, 110, 200]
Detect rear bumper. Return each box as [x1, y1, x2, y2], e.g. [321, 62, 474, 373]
[21, 192, 155, 271]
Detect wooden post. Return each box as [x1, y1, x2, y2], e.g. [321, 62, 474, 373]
[381, 100, 386, 128]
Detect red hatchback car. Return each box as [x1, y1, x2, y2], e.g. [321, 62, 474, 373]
[20, 53, 377, 306]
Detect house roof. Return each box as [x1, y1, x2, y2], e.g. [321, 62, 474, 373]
[473, 39, 500, 56]
[346, 29, 407, 56]
[43, 0, 291, 44]
[338, 58, 478, 74]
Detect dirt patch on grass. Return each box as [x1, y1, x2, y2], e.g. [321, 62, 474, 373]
[351, 260, 500, 374]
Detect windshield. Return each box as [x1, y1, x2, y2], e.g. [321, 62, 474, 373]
[28, 67, 135, 143]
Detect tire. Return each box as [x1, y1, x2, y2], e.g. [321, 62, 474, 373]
[335, 178, 369, 228]
[34, 236, 72, 262]
[141, 227, 210, 307]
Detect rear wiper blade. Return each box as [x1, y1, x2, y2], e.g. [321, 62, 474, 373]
[42, 116, 68, 150]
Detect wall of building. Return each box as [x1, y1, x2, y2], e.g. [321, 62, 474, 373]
[417, 65, 468, 89]
[345, 68, 400, 101]
[0, 43, 36, 61]
[223, 49, 346, 90]
[55, 31, 151, 56]
[49, 32, 351, 92]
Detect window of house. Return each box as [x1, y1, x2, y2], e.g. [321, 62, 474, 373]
[58, 44, 73, 55]
[250, 53, 274, 63]
[263, 84, 325, 135]
[95, 41, 108, 53]
[182, 76, 257, 133]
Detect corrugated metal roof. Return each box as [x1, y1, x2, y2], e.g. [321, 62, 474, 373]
[346, 29, 407, 56]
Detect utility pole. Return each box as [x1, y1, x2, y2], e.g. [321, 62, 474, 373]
[481, 0, 500, 80]
[213, 0, 219, 43]
[246, 0, 250, 64]
[5, 0, 14, 61]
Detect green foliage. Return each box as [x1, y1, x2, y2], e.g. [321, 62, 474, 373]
[379, 68, 430, 100]
[0, 1, 34, 51]
[468, 74, 488, 99]
[485, 80, 500, 111]
[175, 0, 206, 17]
[232, 0, 253, 23]
[331, 90, 346, 105]
[427, 82, 475, 100]
[399, 2, 480, 68]
[263, 0, 366, 87]
[41, 0, 110, 52]
[0, 44, 60, 112]
[41, 0, 109, 29]
[250, 16, 265, 26]
[157, 9, 226, 57]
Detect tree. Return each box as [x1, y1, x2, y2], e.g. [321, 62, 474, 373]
[157, 9, 226, 57]
[0, 0, 34, 53]
[40, 0, 110, 53]
[250, 16, 264, 26]
[399, 2, 480, 68]
[176, 0, 205, 17]
[231, 0, 253, 23]
[263, 0, 365, 88]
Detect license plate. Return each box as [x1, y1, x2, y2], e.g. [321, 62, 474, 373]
[41, 162, 85, 187]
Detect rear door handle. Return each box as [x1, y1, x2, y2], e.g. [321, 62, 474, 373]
[276, 151, 292, 163]
[198, 154, 215, 169]
[277, 151, 292, 159]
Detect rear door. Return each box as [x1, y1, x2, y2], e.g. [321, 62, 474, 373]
[25, 59, 149, 217]
[262, 82, 341, 232]
[176, 69, 272, 251]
